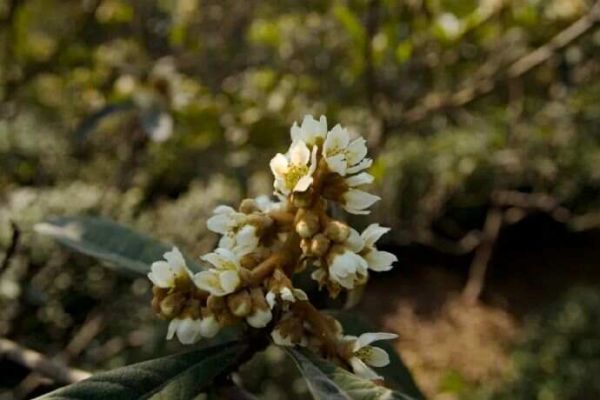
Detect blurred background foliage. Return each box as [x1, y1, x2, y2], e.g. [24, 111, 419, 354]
[1, 0, 600, 399]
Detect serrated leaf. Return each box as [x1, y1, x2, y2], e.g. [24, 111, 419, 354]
[286, 348, 416, 400]
[35, 340, 246, 400]
[35, 216, 201, 275]
[327, 311, 425, 400]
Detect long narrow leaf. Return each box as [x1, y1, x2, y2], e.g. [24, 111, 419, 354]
[35, 216, 201, 275]
[36, 340, 247, 400]
[286, 348, 416, 400]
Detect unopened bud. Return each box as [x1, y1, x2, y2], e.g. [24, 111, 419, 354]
[300, 238, 312, 255]
[310, 233, 331, 256]
[207, 295, 227, 313]
[227, 290, 253, 317]
[247, 214, 273, 229]
[295, 210, 320, 238]
[291, 191, 313, 208]
[240, 253, 260, 269]
[249, 287, 269, 312]
[325, 220, 350, 242]
[239, 198, 258, 214]
[160, 293, 184, 318]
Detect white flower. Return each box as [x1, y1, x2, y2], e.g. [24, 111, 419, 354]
[327, 245, 368, 290]
[148, 247, 193, 288]
[342, 189, 380, 215]
[323, 124, 372, 176]
[194, 248, 243, 296]
[255, 195, 288, 213]
[290, 115, 327, 147]
[207, 206, 259, 256]
[166, 316, 221, 345]
[345, 332, 398, 380]
[270, 140, 318, 195]
[266, 287, 308, 309]
[360, 224, 397, 272]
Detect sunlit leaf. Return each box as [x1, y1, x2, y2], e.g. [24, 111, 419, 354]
[35, 340, 247, 400]
[286, 348, 416, 400]
[34, 216, 201, 275]
[327, 311, 425, 399]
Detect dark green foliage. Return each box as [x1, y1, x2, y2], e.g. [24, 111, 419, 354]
[36, 340, 247, 400]
[494, 287, 600, 400]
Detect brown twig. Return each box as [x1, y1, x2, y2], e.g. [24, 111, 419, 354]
[0, 338, 91, 384]
[462, 207, 503, 304]
[388, 0, 600, 128]
[1, 221, 20, 272]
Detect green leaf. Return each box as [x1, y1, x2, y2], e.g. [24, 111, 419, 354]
[327, 311, 425, 400]
[34, 216, 200, 275]
[286, 348, 416, 400]
[35, 340, 247, 400]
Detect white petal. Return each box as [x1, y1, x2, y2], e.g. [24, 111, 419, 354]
[246, 308, 272, 328]
[206, 214, 231, 234]
[280, 287, 295, 302]
[148, 261, 173, 288]
[213, 205, 235, 214]
[289, 140, 310, 166]
[357, 332, 398, 347]
[349, 357, 382, 380]
[164, 247, 186, 273]
[219, 270, 241, 294]
[294, 175, 313, 192]
[271, 328, 294, 347]
[166, 319, 180, 340]
[346, 137, 368, 166]
[201, 248, 239, 270]
[193, 271, 225, 295]
[365, 250, 397, 272]
[308, 145, 318, 175]
[364, 346, 390, 367]
[270, 153, 289, 177]
[324, 124, 350, 155]
[176, 318, 202, 345]
[266, 291, 276, 309]
[345, 172, 374, 188]
[346, 158, 373, 174]
[343, 189, 380, 214]
[345, 228, 365, 253]
[326, 154, 347, 175]
[293, 288, 308, 301]
[361, 224, 391, 247]
[199, 316, 220, 338]
[290, 121, 302, 143]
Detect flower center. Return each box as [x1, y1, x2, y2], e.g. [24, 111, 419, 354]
[354, 346, 373, 361]
[284, 164, 309, 190]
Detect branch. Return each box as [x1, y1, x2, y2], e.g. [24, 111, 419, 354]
[388, 1, 600, 128]
[1, 221, 20, 271]
[0, 338, 91, 384]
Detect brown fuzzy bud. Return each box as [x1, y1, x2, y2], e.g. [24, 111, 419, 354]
[249, 287, 269, 312]
[207, 295, 227, 313]
[160, 292, 184, 319]
[240, 253, 260, 269]
[239, 198, 259, 214]
[247, 214, 273, 229]
[310, 233, 331, 256]
[295, 209, 320, 238]
[325, 220, 350, 242]
[300, 238, 312, 256]
[291, 191, 313, 208]
[227, 290, 253, 317]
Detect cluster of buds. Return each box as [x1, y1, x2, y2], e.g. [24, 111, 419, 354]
[148, 115, 398, 380]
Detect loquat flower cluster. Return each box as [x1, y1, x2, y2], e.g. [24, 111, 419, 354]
[148, 115, 398, 380]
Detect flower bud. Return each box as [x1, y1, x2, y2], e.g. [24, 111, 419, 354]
[295, 209, 320, 238]
[291, 191, 313, 208]
[239, 198, 258, 214]
[160, 292, 184, 319]
[325, 220, 350, 242]
[227, 290, 253, 317]
[310, 233, 331, 256]
[300, 238, 312, 255]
